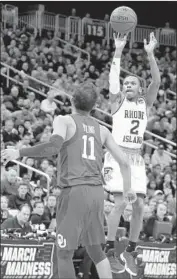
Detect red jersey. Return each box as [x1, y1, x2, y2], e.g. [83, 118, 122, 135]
[58, 114, 104, 188]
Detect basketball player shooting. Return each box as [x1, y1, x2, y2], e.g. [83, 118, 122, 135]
[104, 32, 161, 276]
[2, 82, 135, 279]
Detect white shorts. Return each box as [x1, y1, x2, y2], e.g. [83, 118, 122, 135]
[103, 151, 147, 195]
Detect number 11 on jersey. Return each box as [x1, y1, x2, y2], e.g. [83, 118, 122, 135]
[82, 135, 96, 160]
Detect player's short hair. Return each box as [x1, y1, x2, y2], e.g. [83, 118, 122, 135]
[124, 75, 141, 86]
[72, 82, 98, 112]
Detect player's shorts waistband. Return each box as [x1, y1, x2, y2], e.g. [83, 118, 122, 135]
[119, 145, 142, 155]
[59, 184, 103, 189]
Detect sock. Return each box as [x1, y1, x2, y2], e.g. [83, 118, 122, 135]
[105, 240, 114, 253]
[126, 241, 136, 253]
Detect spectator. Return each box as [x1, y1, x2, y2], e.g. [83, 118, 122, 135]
[167, 195, 176, 216]
[71, 8, 76, 17]
[17, 133, 32, 149]
[147, 180, 157, 198]
[151, 164, 162, 179]
[1, 169, 19, 196]
[2, 119, 20, 144]
[39, 165, 57, 189]
[30, 195, 42, 208]
[148, 198, 157, 214]
[159, 173, 176, 197]
[20, 157, 36, 182]
[16, 124, 27, 140]
[104, 14, 110, 22]
[33, 186, 45, 200]
[8, 182, 32, 210]
[1, 104, 12, 121]
[143, 203, 170, 237]
[40, 90, 57, 116]
[40, 159, 50, 173]
[30, 201, 50, 228]
[83, 13, 92, 24]
[151, 143, 172, 169]
[11, 100, 37, 124]
[1, 204, 32, 234]
[161, 22, 175, 35]
[4, 85, 20, 111]
[44, 195, 56, 221]
[143, 204, 152, 222]
[51, 185, 61, 196]
[153, 190, 165, 203]
[21, 173, 35, 193]
[0, 196, 12, 224]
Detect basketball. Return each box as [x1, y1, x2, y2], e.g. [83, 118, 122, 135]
[110, 6, 137, 33]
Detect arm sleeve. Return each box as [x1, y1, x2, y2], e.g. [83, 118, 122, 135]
[19, 134, 64, 158]
[109, 58, 121, 95]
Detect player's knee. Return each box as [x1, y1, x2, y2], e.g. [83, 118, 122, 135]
[57, 249, 73, 260]
[114, 202, 126, 213]
[114, 195, 127, 212]
[132, 196, 144, 213]
[86, 245, 106, 265]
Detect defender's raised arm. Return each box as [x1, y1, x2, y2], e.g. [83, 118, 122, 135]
[144, 32, 161, 107]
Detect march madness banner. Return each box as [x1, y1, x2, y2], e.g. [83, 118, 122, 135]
[1, 240, 55, 279]
[135, 243, 176, 279]
[1, 239, 176, 279]
[114, 240, 176, 279]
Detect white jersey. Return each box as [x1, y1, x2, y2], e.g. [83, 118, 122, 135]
[112, 96, 148, 149]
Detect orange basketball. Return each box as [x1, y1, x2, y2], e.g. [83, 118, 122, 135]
[110, 6, 137, 33]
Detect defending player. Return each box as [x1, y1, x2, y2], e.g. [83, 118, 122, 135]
[104, 32, 161, 276]
[2, 82, 135, 279]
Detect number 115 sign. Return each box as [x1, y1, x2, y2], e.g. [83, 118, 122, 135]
[85, 23, 106, 37]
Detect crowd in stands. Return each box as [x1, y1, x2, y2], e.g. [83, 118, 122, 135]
[0, 18, 176, 264]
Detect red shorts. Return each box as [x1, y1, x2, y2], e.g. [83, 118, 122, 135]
[56, 185, 105, 250]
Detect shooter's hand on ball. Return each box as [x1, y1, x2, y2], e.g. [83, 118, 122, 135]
[1, 149, 20, 166]
[123, 189, 137, 204]
[144, 32, 158, 55]
[114, 33, 127, 53]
